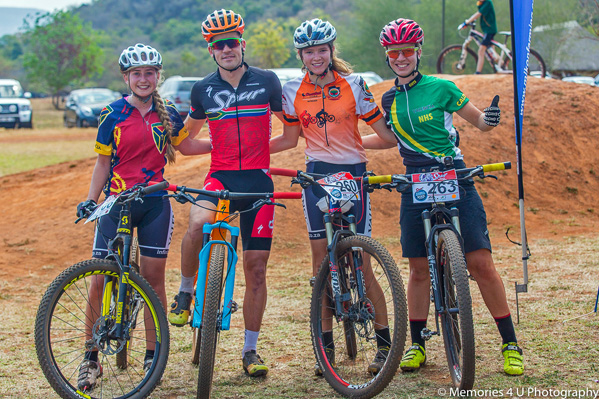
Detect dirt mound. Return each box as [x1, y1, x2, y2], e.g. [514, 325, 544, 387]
[1, 74, 598, 282]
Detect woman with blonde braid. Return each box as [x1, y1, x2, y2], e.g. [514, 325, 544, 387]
[74, 43, 208, 393]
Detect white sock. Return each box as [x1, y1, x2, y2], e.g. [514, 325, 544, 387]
[179, 274, 195, 294]
[242, 329, 259, 358]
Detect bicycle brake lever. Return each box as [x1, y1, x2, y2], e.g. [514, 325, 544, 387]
[483, 174, 498, 180]
[271, 201, 287, 209]
[75, 217, 84, 224]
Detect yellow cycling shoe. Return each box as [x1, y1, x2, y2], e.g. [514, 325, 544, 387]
[400, 344, 426, 372]
[168, 292, 192, 327]
[242, 350, 268, 377]
[502, 342, 524, 376]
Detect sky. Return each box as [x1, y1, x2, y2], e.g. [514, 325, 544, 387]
[0, 0, 92, 11]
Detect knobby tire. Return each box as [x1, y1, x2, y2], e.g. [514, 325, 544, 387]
[437, 45, 479, 75]
[197, 244, 227, 399]
[34, 259, 169, 399]
[311, 235, 407, 399]
[437, 229, 475, 390]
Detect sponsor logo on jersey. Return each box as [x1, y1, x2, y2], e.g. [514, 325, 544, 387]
[207, 89, 266, 113]
[327, 86, 341, 99]
[457, 93, 467, 107]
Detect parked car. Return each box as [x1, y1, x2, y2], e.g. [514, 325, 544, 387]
[64, 88, 121, 128]
[268, 68, 304, 86]
[0, 79, 33, 129]
[351, 71, 384, 87]
[561, 76, 597, 86]
[158, 76, 202, 118]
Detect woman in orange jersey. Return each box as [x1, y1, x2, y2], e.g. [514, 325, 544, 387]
[269, 18, 397, 376]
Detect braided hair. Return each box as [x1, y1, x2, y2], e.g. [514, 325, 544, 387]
[152, 89, 176, 164]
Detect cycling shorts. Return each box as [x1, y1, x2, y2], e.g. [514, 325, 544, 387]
[481, 33, 495, 47]
[93, 196, 174, 259]
[399, 160, 491, 258]
[197, 169, 275, 252]
[302, 161, 372, 240]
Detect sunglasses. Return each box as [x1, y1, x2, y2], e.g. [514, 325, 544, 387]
[385, 47, 419, 59]
[209, 38, 243, 50]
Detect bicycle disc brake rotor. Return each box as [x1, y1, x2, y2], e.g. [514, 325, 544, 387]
[91, 315, 128, 355]
[350, 299, 376, 339]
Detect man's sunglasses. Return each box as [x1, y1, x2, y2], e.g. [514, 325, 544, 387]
[385, 47, 419, 59]
[209, 38, 243, 50]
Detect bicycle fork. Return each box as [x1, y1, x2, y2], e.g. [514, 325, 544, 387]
[420, 207, 462, 341]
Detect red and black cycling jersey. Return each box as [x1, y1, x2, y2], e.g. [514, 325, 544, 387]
[189, 65, 283, 171]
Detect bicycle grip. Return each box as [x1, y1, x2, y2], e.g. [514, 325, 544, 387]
[364, 175, 393, 184]
[269, 167, 299, 177]
[272, 192, 302, 199]
[144, 180, 171, 194]
[482, 162, 511, 172]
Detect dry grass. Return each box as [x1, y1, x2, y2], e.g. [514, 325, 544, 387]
[2, 233, 599, 398]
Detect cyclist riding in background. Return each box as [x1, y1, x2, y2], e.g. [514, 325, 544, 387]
[167, 8, 284, 378]
[458, 0, 498, 74]
[269, 18, 398, 376]
[362, 18, 524, 376]
[75, 43, 203, 393]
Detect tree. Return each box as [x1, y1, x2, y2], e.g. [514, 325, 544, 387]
[245, 19, 291, 68]
[22, 11, 105, 109]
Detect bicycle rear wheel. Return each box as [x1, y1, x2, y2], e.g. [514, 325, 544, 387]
[311, 236, 407, 399]
[35, 259, 169, 399]
[437, 229, 475, 390]
[197, 244, 226, 399]
[437, 45, 478, 75]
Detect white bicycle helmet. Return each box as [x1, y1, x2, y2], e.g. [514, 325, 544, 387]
[293, 19, 337, 49]
[119, 43, 163, 72]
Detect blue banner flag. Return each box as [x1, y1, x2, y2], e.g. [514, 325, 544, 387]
[511, 0, 534, 142]
[509, 0, 534, 320]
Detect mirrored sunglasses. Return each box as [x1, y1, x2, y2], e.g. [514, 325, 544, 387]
[385, 47, 419, 59]
[209, 38, 242, 50]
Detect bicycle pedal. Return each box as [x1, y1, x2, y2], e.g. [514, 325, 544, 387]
[420, 328, 438, 341]
[309, 276, 316, 287]
[229, 300, 239, 313]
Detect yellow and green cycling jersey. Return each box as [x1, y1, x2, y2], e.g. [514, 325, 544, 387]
[381, 73, 469, 166]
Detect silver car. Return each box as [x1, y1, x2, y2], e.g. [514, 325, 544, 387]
[158, 76, 202, 118]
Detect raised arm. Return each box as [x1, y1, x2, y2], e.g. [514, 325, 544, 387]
[456, 95, 500, 132]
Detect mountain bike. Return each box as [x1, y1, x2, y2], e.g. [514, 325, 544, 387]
[272, 167, 408, 399]
[156, 180, 301, 399]
[364, 160, 511, 390]
[437, 22, 546, 77]
[35, 182, 171, 399]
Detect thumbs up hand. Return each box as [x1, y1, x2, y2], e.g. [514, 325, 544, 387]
[483, 95, 500, 126]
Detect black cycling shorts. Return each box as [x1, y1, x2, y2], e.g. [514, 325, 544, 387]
[93, 195, 174, 259]
[481, 33, 495, 47]
[302, 161, 372, 240]
[198, 169, 275, 252]
[399, 160, 492, 258]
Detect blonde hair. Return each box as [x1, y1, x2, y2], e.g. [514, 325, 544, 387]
[299, 43, 353, 75]
[152, 89, 176, 164]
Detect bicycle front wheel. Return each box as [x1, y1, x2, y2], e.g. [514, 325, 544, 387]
[437, 45, 478, 75]
[437, 229, 475, 390]
[197, 244, 227, 399]
[311, 235, 407, 399]
[35, 259, 169, 399]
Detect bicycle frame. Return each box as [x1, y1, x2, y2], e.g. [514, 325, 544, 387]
[463, 27, 512, 72]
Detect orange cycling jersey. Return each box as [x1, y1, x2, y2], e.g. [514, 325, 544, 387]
[281, 71, 383, 164]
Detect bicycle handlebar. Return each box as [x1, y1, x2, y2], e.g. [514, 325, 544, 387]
[363, 162, 511, 185]
[148, 180, 302, 201]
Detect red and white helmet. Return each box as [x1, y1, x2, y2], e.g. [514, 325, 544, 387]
[379, 18, 424, 47]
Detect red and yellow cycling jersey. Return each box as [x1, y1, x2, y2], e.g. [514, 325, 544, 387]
[281, 71, 382, 164]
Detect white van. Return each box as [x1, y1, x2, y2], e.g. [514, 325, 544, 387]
[0, 79, 33, 128]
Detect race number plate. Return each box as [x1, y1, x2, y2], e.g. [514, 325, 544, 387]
[85, 195, 117, 224]
[411, 169, 460, 203]
[317, 172, 360, 201]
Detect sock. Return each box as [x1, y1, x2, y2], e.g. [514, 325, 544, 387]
[475, 71, 482, 75]
[409, 320, 427, 349]
[179, 274, 195, 294]
[375, 327, 391, 348]
[323, 330, 334, 350]
[84, 350, 98, 362]
[145, 349, 155, 362]
[495, 314, 517, 344]
[242, 329, 259, 358]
